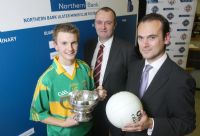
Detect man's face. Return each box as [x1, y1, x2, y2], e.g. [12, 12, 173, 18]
[54, 32, 78, 65]
[137, 20, 170, 63]
[95, 10, 116, 43]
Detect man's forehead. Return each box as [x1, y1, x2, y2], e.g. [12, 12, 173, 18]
[96, 11, 114, 18]
[138, 21, 161, 32]
[137, 33, 158, 38]
[139, 20, 161, 27]
[138, 28, 161, 37]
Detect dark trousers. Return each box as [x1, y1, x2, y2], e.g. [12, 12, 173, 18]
[91, 101, 125, 136]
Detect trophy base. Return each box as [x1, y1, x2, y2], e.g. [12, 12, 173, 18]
[74, 111, 92, 122]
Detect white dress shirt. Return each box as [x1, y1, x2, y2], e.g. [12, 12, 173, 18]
[91, 36, 113, 86]
[145, 53, 167, 89]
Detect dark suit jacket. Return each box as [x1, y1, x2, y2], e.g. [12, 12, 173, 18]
[84, 36, 138, 136]
[126, 57, 196, 136]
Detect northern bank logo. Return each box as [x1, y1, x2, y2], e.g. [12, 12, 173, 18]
[50, 0, 86, 12]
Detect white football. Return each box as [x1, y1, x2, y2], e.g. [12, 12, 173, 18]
[106, 91, 143, 128]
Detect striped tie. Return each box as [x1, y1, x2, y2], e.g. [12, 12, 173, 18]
[93, 44, 104, 87]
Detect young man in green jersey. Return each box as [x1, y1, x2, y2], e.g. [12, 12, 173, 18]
[30, 23, 107, 136]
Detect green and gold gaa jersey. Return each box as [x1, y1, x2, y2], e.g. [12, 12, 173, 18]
[30, 56, 95, 136]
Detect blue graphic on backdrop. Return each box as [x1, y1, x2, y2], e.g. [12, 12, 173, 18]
[180, 0, 193, 2]
[182, 19, 190, 26]
[168, 0, 176, 6]
[167, 12, 174, 20]
[50, 0, 86, 11]
[127, 0, 134, 12]
[0, 15, 137, 136]
[147, 0, 158, 3]
[151, 6, 159, 13]
[179, 47, 185, 53]
[184, 4, 192, 12]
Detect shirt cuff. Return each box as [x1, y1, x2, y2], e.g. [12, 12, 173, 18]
[147, 118, 154, 135]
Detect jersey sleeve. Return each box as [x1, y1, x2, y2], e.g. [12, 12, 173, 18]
[30, 77, 51, 121]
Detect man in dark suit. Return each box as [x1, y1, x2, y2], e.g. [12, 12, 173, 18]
[84, 7, 138, 136]
[123, 13, 196, 136]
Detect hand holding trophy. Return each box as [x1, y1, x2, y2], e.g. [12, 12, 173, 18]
[96, 85, 107, 101]
[60, 89, 106, 122]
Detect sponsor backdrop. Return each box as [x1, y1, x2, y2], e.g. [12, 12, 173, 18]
[0, 0, 138, 135]
[146, 0, 197, 68]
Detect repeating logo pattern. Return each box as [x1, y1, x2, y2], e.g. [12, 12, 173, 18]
[146, 0, 197, 68]
[168, 0, 176, 6]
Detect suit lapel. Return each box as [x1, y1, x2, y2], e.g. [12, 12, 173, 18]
[143, 57, 172, 99]
[135, 61, 145, 96]
[103, 38, 119, 84]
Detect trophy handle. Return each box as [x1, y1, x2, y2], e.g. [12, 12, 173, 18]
[60, 96, 73, 110]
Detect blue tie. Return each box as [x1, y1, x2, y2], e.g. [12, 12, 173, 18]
[139, 65, 153, 98]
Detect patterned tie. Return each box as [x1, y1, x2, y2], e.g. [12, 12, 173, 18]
[93, 44, 104, 87]
[139, 65, 153, 98]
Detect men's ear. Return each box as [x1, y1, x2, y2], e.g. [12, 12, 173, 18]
[53, 41, 58, 50]
[164, 32, 170, 45]
[114, 22, 117, 28]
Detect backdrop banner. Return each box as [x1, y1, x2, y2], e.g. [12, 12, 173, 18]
[0, 0, 138, 135]
[146, 0, 197, 68]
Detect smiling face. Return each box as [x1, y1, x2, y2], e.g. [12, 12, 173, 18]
[54, 32, 78, 66]
[95, 10, 116, 43]
[137, 20, 170, 63]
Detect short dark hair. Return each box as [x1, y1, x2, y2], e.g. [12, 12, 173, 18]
[138, 13, 169, 38]
[53, 23, 80, 42]
[95, 7, 117, 25]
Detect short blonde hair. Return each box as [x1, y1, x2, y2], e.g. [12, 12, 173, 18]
[52, 23, 80, 42]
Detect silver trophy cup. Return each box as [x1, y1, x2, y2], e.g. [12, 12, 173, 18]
[60, 90, 99, 122]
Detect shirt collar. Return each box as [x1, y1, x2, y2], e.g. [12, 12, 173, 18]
[53, 56, 79, 75]
[145, 53, 167, 70]
[98, 36, 113, 48]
